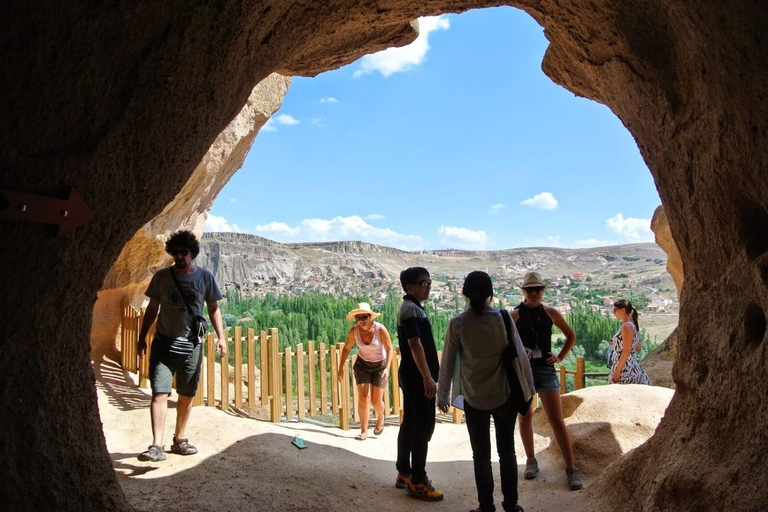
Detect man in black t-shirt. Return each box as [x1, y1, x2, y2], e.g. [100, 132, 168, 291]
[394, 267, 443, 502]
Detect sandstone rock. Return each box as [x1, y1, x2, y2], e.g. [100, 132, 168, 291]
[651, 205, 683, 299]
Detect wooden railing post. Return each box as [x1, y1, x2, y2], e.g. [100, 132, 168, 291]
[192, 335, 204, 406]
[307, 341, 316, 417]
[340, 357, 351, 431]
[247, 328, 256, 410]
[391, 347, 400, 419]
[268, 328, 281, 422]
[220, 328, 230, 411]
[296, 343, 305, 419]
[206, 333, 216, 406]
[319, 342, 328, 415]
[285, 347, 294, 421]
[575, 357, 586, 390]
[259, 330, 269, 406]
[330, 343, 340, 414]
[351, 355, 359, 424]
[559, 365, 567, 394]
[233, 325, 242, 408]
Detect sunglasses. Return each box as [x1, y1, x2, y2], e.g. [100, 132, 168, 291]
[355, 315, 370, 321]
[413, 278, 432, 288]
[524, 286, 544, 293]
[170, 248, 189, 256]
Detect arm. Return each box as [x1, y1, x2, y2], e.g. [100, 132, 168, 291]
[379, 325, 394, 380]
[437, 321, 458, 412]
[137, 298, 160, 356]
[511, 309, 532, 359]
[409, 337, 436, 399]
[546, 307, 576, 365]
[337, 328, 356, 382]
[206, 300, 227, 355]
[612, 324, 634, 382]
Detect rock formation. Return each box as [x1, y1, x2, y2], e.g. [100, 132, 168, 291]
[1, 1, 767, 511]
[651, 205, 683, 299]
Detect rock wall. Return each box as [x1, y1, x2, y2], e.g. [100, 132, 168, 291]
[1, 1, 767, 510]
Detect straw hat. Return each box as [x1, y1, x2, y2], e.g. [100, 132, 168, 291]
[346, 302, 381, 322]
[521, 271, 546, 289]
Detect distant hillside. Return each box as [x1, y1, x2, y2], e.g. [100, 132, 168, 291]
[197, 232, 674, 298]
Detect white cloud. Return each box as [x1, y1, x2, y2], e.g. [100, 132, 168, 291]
[275, 114, 300, 125]
[254, 221, 300, 236]
[365, 213, 385, 220]
[489, 203, 506, 214]
[261, 117, 277, 132]
[310, 116, 325, 127]
[353, 16, 450, 78]
[523, 235, 565, 248]
[319, 97, 339, 104]
[205, 214, 243, 233]
[521, 192, 558, 210]
[605, 213, 653, 241]
[254, 215, 423, 250]
[229, 198, 237, 203]
[437, 226, 489, 250]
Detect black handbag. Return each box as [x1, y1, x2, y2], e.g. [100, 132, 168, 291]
[169, 267, 208, 344]
[500, 308, 534, 416]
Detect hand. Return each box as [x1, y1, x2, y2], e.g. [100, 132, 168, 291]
[337, 368, 344, 382]
[546, 353, 562, 365]
[138, 339, 147, 357]
[382, 368, 389, 381]
[216, 338, 227, 356]
[438, 403, 449, 414]
[423, 377, 436, 399]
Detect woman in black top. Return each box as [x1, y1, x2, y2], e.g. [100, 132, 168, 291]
[512, 272, 583, 491]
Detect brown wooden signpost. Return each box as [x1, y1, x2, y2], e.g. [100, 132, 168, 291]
[0, 188, 94, 236]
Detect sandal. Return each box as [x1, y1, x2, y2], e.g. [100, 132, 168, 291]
[374, 424, 384, 436]
[355, 433, 367, 440]
[138, 444, 166, 462]
[170, 436, 198, 455]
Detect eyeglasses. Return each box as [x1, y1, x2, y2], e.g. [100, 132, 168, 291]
[413, 278, 432, 288]
[524, 286, 544, 293]
[170, 248, 189, 256]
[355, 315, 370, 321]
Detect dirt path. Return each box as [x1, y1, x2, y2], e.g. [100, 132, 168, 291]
[95, 349, 669, 511]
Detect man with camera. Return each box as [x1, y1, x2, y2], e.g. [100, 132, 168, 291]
[136, 230, 226, 462]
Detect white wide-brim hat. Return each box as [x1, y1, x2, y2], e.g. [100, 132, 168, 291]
[346, 302, 381, 322]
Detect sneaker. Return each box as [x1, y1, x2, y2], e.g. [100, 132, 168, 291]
[566, 467, 583, 490]
[138, 444, 166, 462]
[523, 458, 538, 479]
[406, 476, 444, 501]
[395, 473, 412, 489]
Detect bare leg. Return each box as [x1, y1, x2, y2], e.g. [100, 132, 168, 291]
[357, 383, 371, 437]
[518, 405, 535, 459]
[371, 385, 385, 429]
[174, 394, 194, 440]
[150, 393, 169, 446]
[539, 390, 576, 468]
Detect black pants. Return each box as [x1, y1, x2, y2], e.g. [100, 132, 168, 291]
[464, 395, 518, 512]
[396, 379, 435, 484]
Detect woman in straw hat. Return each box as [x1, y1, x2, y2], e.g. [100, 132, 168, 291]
[338, 302, 394, 440]
[512, 271, 583, 491]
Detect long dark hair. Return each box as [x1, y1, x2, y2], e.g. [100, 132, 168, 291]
[462, 271, 493, 315]
[613, 299, 639, 329]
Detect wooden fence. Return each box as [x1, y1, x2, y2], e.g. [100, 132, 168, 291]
[120, 302, 597, 429]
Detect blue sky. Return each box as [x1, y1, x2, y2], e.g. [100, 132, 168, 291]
[206, 7, 661, 251]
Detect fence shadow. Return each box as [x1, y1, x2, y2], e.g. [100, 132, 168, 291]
[93, 351, 151, 412]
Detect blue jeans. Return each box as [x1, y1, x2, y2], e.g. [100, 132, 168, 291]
[464, 395, 519, 512]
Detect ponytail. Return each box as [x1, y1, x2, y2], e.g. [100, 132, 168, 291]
[613, 299, 639, 329]
[462, 271, 493, 315]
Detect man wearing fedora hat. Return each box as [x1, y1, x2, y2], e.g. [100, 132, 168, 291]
[512, 271, 583, 491]
[394, 267, 443, 502]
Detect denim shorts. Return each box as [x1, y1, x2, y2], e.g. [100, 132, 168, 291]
[531, 364, 560, 392]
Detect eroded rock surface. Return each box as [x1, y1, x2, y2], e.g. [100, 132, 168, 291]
[2, 1, 767, 511]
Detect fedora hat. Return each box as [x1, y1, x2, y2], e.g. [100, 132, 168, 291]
[346, 302, 381, 322]
[521, 272, 546, 289]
